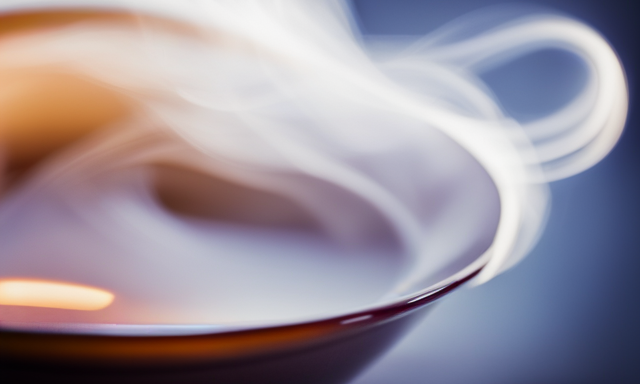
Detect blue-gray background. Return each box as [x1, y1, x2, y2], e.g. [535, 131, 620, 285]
[349, 1, 640, 383]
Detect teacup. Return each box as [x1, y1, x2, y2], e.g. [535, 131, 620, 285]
[0, 3, 626, 384]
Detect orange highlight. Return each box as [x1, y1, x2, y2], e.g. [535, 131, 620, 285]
[0, 279, 114, 311]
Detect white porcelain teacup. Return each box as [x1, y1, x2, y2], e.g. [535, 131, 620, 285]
[0, 2, 626, 383]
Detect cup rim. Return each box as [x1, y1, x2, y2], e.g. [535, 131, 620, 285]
[0, 264, 483, 365]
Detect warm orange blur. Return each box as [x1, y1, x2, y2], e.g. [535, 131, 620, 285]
[0, 278, 114, 310]
[0, 11, 139, 173]
[0, 69, 132, 169]
[0, 11, 205, 173]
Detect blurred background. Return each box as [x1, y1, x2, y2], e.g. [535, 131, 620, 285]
[349, 1, 640, 383]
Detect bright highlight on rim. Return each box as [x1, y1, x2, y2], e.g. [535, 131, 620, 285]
[0, 279, 114, 311]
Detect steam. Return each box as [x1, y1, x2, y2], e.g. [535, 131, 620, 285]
[0, 0, 627, 324]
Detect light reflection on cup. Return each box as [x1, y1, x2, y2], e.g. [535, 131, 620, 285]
[0, 279, 114, 311]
